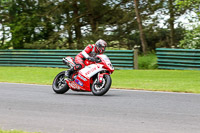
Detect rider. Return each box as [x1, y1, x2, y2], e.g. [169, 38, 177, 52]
[66, 39, 107, 78]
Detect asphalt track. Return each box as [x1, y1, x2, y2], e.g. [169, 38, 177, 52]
[0, 83, 200, 133]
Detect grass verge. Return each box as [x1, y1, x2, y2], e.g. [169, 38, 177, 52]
[0, 129, 39, 133]
[0, 67, 200, 93]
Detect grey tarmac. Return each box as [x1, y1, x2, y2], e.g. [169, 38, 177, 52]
[0, 83, 200, 133]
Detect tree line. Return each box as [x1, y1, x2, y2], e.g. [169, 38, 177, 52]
[0, 0, 199, 53]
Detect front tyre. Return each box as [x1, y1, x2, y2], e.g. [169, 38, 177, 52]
[92, 74, 112, 96]
[52, 71, 69, 94]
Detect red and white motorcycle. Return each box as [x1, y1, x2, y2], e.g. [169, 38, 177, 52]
[52, 54, 114, 96]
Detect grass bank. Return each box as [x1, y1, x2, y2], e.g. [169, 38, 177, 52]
[0, 67, 200, 93]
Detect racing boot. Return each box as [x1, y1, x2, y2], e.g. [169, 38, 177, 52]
[65, 67, 74, 79]
[65, 64, 82, 79]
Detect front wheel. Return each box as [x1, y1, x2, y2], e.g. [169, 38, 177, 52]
[52, 71, 69, 94]
[91, 74, 112, 96]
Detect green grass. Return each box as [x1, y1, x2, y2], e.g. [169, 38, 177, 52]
[111, 70, 200, 93]
[0, 67, 200, 93]
[0, 129, 39, 133]
[0, 67, 65, 85]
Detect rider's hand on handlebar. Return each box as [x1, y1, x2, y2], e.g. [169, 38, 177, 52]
[95, 57, 101, 63]
[87, 57, 95, 62]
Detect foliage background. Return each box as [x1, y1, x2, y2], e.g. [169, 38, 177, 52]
[179, 25, 200, 49]
[1, 0, 198, 52]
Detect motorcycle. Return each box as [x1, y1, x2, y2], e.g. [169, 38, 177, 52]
[52, 54, 114, 96]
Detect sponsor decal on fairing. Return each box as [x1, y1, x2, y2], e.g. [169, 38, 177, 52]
[75, 79, 83, 86]
[80, 64, 105, 78]
[69, 82, 80, 90]
[78, 75, 87, 81]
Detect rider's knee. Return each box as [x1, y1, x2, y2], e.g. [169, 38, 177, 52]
[74, 64, 84, 70]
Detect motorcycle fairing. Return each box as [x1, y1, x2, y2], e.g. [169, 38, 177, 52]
[97, 55, 114, 73]
[79, 64, 107, 78]
[65, 71, 90, 91]
[64, 56, 75, 67]
[67, 80, 81, 90]
[66, 63, 107, 91]
[66, 76, 90, 91]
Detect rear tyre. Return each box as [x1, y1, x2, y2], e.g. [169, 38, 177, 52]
[52, 71, 69, 94]
[91, 74, 111, 96]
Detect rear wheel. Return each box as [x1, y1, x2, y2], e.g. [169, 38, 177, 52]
[52, 71, 69, 94]
[91, 74, 111, 96]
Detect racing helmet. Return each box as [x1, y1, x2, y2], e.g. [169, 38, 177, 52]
[95, 39, 107, 54]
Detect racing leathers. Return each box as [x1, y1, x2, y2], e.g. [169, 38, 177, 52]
[66, 44, 99, 78]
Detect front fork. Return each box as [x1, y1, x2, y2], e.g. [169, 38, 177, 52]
[96, 73, 109, 85]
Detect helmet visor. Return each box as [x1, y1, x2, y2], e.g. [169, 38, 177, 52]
[98, 45, 106, 53]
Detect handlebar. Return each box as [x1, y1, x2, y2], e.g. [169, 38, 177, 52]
[95, 57, 101, 63]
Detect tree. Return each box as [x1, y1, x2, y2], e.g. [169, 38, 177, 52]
[167, 0, 187, 47]
[73, 0, 83, 49]
[168, 0, 175, 47]
[179, 25, 200, 49]
[5, 0, 57, 49]
[0, 0, 186, 51]
[0, 0, 11, 48]
[175, 0, 200, 49]
[133, 0, 148, 54]
[176, 0, 200, 17]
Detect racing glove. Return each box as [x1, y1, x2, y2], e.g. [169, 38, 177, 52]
[87, 57, 95, 62]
